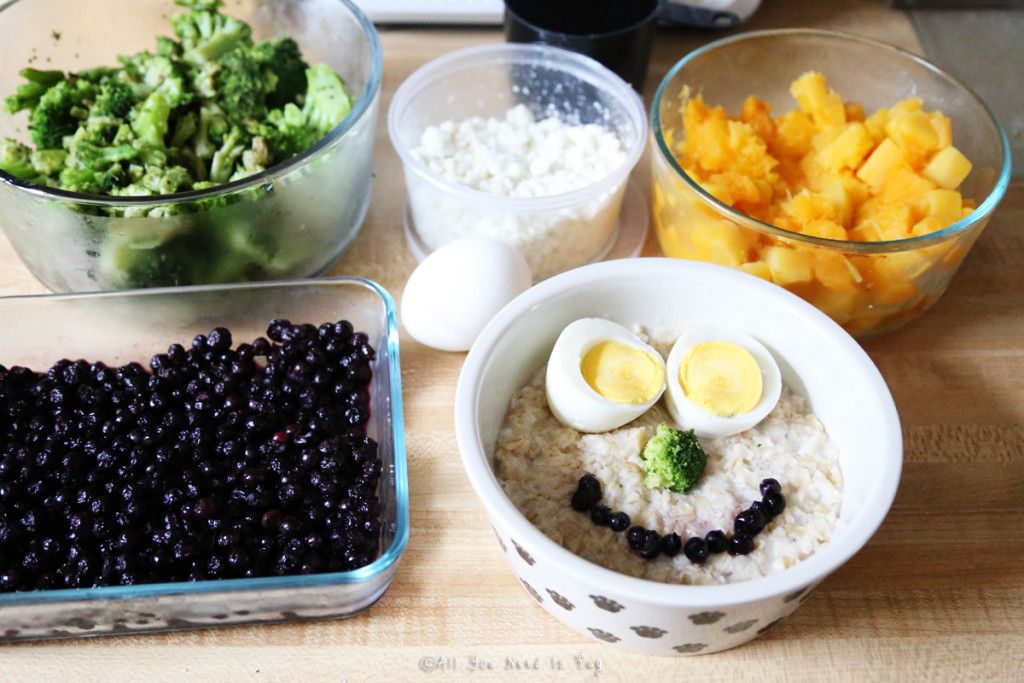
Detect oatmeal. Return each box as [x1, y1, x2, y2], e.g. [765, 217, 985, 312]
[494, 334, 843, 585]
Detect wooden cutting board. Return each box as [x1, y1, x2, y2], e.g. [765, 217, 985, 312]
[1, 1, 1022, 680]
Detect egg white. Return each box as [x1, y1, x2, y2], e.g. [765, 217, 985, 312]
[545, 318, 667, 433]
[664, 326, 782, 439]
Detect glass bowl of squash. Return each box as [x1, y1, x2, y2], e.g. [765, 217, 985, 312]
[651, 29, 1012, 336]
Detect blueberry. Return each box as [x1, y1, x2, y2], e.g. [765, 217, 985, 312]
[570, 474, 602, 512]
[590, 505, 612, 526]
[704, 530, 728, 553]
[0, 319, 383, 592]
[763, 490, 786, 517]
[607, 511, 631, 533]
[683, 537, 710, 564]
[760, 478, 781, 496]
[637, 530, 662, 560]
[734, 509, 766, 537]
[660, 532, 682, 557]
[626, 526, 647, 550]
[728, 534, 755, 556]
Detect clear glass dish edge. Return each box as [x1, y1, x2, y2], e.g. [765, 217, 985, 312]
[0, 276, 410, 608]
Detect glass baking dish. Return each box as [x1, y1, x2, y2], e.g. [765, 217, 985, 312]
[0, 278, 408, 642]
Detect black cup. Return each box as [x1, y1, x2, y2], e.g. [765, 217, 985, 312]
[504, 0, 659, 91]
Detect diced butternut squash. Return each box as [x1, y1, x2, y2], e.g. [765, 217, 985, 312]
[740, 96, 775, 142]
[803, 218, 847, 240]
[790, 72, 846, 128]
[929, 113, 953, 149]
[856, 139, 907, 191]
[739, 260, 772, 280]
[772, 110, 816, 159]
[822, 122, 875, 171]
[911, 215, 954, 237]
[781, 189, 836, 225]
[690, 220, 756, 267]
[820, 179, 853, 227]
[813, 252, 860, 291]
[864, 107, 890, 143]
[922, 146, 972, 189]
[886, 110, 941, 153]
[765, 246, 814, 284]
[920, 188, 962, 221]
[656, 71, 978, 336]
[844, 102, 866, 122]
[879, 164, 937, 204]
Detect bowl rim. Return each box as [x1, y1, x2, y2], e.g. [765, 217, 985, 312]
[0, 276, 410, 606]
[651, 28, 1013, 254]
[387, 42, 648, 211]
[0, 0, 384, 207]
[455, 258, 903, 607]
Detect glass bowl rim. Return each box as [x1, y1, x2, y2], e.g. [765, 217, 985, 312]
[387, 42, 648, 211]
[0, 276, 410, 607]
[651, 28, 1013, 254]
[0, 0, 384, 208]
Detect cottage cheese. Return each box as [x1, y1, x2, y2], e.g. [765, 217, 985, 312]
[407, 105, 629, 280]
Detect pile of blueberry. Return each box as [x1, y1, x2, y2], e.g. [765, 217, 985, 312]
[0, 319, 382, 593]
[570, 474, 786, 564]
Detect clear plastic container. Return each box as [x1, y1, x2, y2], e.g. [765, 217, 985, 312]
[388, 44, 647, 280]
[0, 278, 408, 642]
[0, 0, 382, 292]
[651, 30, 1012, 336]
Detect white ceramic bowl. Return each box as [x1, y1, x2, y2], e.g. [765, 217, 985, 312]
[454, 258, 902, 655]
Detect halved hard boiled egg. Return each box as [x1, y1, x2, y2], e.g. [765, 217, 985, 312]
[664, 326, 782, 439]
[546, 319, 667, 433]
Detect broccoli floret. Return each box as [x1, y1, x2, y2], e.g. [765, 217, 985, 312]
[30, 148, 68, 176]
[2, 0, 353, 207]
[209, 126, 247, 183]
[92, 79, 135, 119]
[640, 423, 707, 493]
[0, 138, 38, 180]
[28, 78, 96, 149]
[255, 38, 308, 109]
[171, 3, 252, 66]
[192, 103, 229, 161]
[301, 63, 352, 137]
[130, 89, 172, 147]
[215, 47, 268, 121]
[4, 68, 65, 113]
[111, 165, 192, 196]
[260, 103, 316, 159]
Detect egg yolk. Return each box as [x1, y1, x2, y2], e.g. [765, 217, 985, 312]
[580, 341, 663, 404]
[680, 341, 763, 417]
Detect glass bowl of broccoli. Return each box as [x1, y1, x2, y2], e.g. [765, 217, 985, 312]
[0, 0, 382, 291]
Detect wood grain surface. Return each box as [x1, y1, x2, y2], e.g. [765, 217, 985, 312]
[1, 1, 1022, 680]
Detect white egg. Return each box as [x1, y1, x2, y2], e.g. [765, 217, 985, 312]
[401, 237, 532, 352]
[664, 326, 782, 439]
[546, 319, 666, 433]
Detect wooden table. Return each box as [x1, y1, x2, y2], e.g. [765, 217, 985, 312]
[2, 2, 1022, 680]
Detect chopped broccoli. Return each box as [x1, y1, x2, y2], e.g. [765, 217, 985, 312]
[130, 89, 172, 147]
[209, 126, 247, 183]
[171, 2, 253, 66]
[640, 423, 707, 493]
[2, 0, 357, 289]
[92, 79, 135, 119]
[301, 63, 352, 137]
[215, 47, 268, 121]
[28, 78, 96, 149]
[30, 148, 68, 175]
[4, 68, 65, 113]
[0, 138, 38, 180]
[255, 38, 308, 109]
